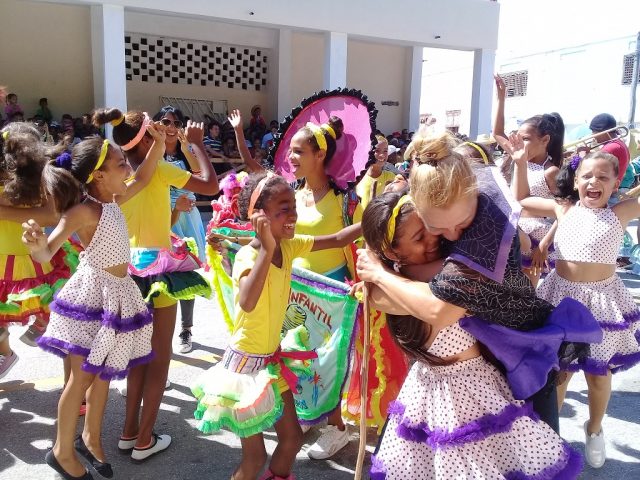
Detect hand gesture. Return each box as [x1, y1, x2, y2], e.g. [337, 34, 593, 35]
[251, 209, 276, 253]
[206, 232, 227, 254]
[228, 109, 243, 131]
[174, 194, 193, 212]
[495, 132, 530, 167]
[529, 245, 549, 277]
[184, 120, 205, 144]
[21, 219, 47, 252]
[356, 248, 386, 283]
[177, 129, 190, 153]
[494, 74, 506, 101]
[147, 122, 167, 143]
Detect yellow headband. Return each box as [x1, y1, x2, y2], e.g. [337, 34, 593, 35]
[321, 123, 336, 140]
[110, 115, 125, 127]
[385, 195, 412, 247]
[87, 139, 109, 184]
[306, 122, 327, 151]
[2, 131, 8, 141]
[462, 142, 489, 165]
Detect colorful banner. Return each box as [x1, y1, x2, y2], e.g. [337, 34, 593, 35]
[206, 244, 359, 423]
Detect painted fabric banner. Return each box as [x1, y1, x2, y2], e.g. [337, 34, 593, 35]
[206, 244, 359, 423]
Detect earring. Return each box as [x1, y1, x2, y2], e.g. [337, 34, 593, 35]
[393, 261, 402, 273]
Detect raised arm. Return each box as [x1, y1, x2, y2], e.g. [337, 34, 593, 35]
[356, 248, 465, 330]
[520, 197, 560, 218]
[496, 132, 532, 200]
[237, 211, 276, 312]
[177, 129, 202, 173]
[22, 204, 93, 263]
[613, 196, 640, 227]
[118, 122, 166, 204]
[493, 74, 507, 139]
[181, 121, 220, 195]
[229, 109, 265, 173]
[311, 223, 362, 251]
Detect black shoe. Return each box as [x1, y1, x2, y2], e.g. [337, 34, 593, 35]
[45, 449, 93, 480]
[74, 436, 113, 478]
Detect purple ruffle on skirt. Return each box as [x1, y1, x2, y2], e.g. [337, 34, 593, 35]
[390, 400, 537, 449]
[504, 443, 583, 480]
[50, 296, 153, 333]
[460, 297, 602, 399]
[370, 432, 582, 480]
[567, 350, 640, 376]
[37, 336, 154, 380]
[599, 310, 640, 331]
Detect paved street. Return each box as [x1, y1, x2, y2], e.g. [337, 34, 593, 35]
[2, 293, 639, 479]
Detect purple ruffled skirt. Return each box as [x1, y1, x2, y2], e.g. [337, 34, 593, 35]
[371, 356, 582, 480]
[38, 263, 154, 380]
[537, 271, 640, 375]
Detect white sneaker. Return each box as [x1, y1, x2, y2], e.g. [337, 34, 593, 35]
[118, 436, 137, 451]
[307, 425, 349, 459]
[131, 433, 171, 462]
[584, 420, 606, 468]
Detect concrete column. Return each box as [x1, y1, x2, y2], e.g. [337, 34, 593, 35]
[91, 4, 127, 114]
[323, 31, 347, 90]
[406, 46, 423, 132]
[275, 28, 293, 121]
[469, 48, 495, 139]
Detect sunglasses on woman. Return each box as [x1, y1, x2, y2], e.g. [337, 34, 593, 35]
[160, 119, 183, 128]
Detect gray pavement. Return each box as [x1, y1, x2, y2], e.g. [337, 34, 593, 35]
[1, 280, 639, 479]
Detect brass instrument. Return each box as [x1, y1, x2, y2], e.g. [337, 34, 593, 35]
[563, 126, 629, 158]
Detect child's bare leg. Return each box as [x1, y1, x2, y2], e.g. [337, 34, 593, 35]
[63, 356, 71, 384]
[556, 371, 573, 411]
[122, 363, 146, 439]
[234, 433, 267, 480]
[585, 371, 612, 434]
[52, 354, 94, 477]
[327, 406, 345, 430]
[135, 303, 176, 447]
[82, 376, 111, 462]
[0, 334, 11, 356]
[270, 390, 303, 477]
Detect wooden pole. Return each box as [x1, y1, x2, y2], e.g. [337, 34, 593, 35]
[354, 286, 371, 480]
[354, 179, 377, 480]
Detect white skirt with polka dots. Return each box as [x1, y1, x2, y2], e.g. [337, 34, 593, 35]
[537, 271, 640, 375]
[37, 263, 154, 380]
[371, 356, 582, 480]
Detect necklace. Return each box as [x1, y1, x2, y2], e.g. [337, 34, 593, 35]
[302, 182, 330, 206]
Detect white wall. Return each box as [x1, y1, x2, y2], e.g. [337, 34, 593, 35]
[497, 37, 640, 129]
[0, 0, 94, 119]
[35, 0, 500, 51]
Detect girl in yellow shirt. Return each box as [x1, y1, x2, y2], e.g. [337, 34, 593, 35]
[356, 135, 398, 210]
[192, 172, 360, 480]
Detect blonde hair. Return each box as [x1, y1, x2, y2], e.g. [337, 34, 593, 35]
[408, 130, 477, 209]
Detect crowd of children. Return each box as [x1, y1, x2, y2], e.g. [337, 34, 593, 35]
[1, 80, 639, 480]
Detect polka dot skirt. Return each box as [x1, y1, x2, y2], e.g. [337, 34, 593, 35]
[37, 202, 153, 380]
[371, 324, 581, 479]
[537, 271, 640, 375]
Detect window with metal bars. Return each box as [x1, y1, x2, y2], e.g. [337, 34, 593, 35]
[500, 70, 528, 97]
[622, 53, 639, 85]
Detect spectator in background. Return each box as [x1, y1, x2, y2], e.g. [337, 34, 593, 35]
[203, 120, 231, 175]
[35, 98, 53, 124]
[248, 104, 266, 140]
[261, 119, 279, 150]
[590, 113, 630, 184]
[222, 135, 240, 159]
[80, 113, 99, 138]
[4, 93, 23, 121]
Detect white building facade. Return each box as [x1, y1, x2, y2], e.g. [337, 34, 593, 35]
[0, 0, 500, 136]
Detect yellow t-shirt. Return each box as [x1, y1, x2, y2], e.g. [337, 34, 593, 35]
[356, 170, 397, 210]
[120, 160, 191, 249]
[230, 235, 314, 354]
[293, 190, 362, 274]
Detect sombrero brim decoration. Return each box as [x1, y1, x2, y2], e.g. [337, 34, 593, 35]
[266, 88, 378, 191]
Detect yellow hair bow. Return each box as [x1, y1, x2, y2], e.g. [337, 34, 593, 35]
[385, 195, 412, 247]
